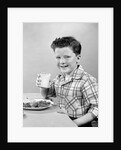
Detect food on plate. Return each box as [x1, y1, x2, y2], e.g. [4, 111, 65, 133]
[23, 102, 32, 107]
[31, 100, 51, 107]
[31, 101, 38, 107]
[23, 100, 51, 108]
[38, 101, 51, 107]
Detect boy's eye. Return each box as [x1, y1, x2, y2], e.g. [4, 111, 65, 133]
[56, 56, 60, 59]
[64, 56, 71, 58]
[56, 56, 71, 59]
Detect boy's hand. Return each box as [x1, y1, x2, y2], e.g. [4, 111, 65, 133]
[36, 74, 42, 87]
[36, 74, 51, 88]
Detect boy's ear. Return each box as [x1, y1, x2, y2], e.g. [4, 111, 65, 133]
[76, 55, 81, 63]
[77, 55, 81, 60]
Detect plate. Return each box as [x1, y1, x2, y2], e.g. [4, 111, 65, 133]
[23, 98, 54, 111]
[23, 105, 52, 110]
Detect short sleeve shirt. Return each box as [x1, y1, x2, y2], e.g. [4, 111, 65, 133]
[48, 65, 98, 118]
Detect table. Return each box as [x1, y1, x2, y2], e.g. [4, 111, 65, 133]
[23, 93, 77, 127]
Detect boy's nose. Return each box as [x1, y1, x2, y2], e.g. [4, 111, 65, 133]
[59, 58, 66, 64]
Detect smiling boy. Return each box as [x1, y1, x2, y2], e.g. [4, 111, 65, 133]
[36, 36, 98, 127]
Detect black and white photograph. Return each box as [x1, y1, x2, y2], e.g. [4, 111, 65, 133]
[23, 22, 98, 127]
[8, 8, 113, 142]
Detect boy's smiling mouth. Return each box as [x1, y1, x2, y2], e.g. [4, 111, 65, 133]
[60, 65, 68, 68]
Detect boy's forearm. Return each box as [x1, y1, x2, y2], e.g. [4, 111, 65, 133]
[73, 112, 96, 126]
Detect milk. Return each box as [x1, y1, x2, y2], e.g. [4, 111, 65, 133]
[39, 72, 51, 88]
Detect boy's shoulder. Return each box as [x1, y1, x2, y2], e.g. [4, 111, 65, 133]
[82, 71, 97, 84]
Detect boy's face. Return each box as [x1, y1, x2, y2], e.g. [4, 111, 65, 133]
[54, 47, 80, 75]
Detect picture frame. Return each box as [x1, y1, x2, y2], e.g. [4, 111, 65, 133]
[1, 2, 117, 144]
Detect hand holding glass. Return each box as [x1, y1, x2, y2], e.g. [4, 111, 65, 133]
[36, 73, 51, 98]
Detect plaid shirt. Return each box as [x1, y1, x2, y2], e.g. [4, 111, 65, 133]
[48, 65, 98, 118]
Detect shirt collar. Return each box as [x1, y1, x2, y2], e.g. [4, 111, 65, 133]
[71, 65, 84, 80]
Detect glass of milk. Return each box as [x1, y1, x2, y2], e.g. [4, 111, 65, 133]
[38, 72, 51, 98]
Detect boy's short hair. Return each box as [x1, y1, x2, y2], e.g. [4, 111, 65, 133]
[51, 36, 82, 55]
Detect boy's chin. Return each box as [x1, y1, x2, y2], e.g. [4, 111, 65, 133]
[58, 67, 71, 74]
[60, 70, 70, 75]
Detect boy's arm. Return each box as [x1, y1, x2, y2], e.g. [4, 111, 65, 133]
[47, 81, 56, 98]
[73, 112, 96, 126]
[74, 78, 98, 126]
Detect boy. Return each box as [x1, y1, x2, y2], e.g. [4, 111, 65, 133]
[36, 36, 98, 127]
